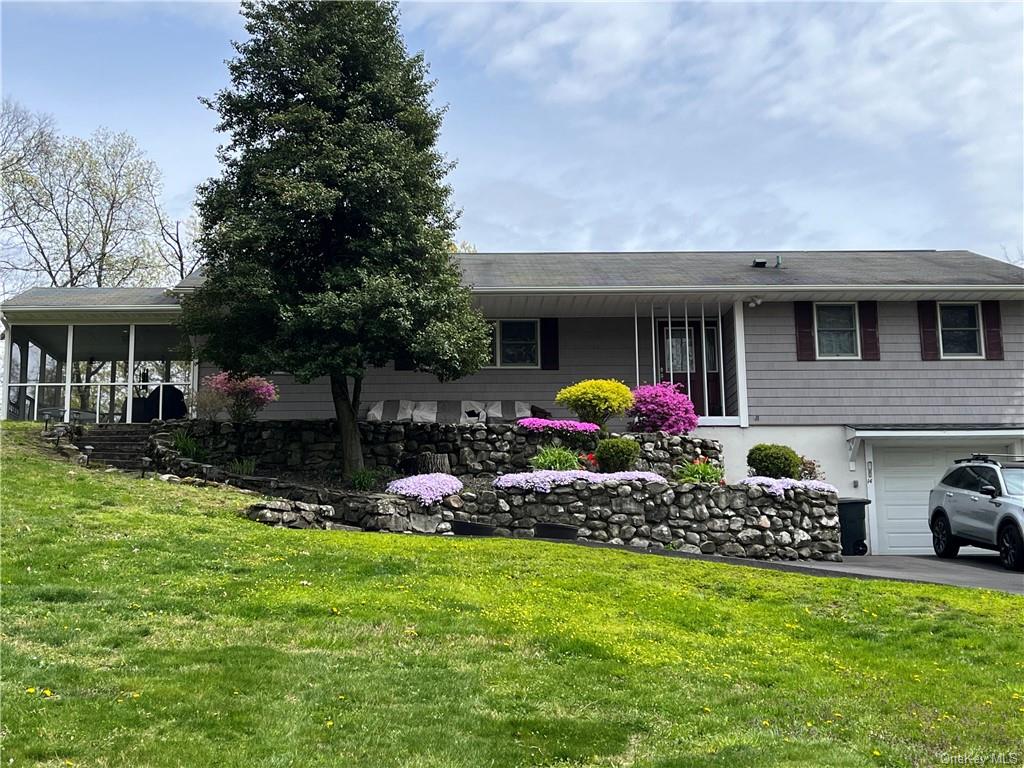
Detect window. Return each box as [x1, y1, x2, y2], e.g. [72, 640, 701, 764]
[942, 468, 979, 491]
[939, 303, 982, 358]
[487, 320, 539, 368]
[1003, 468, 1024, 497]
[814, 303, 859, 358]
[972, 466, 1000, 492]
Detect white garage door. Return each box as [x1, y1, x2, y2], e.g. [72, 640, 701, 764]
[872, 444, 1008, 554]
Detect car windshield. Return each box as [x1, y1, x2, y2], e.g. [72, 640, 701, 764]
[1003, 468, 1024, 497]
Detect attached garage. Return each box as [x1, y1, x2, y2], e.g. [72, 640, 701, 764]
[852, 428, 1023, 555]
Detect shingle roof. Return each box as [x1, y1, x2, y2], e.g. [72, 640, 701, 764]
[456, 250, 1024, 290]
[173, 250, 1024, 292]
[2, 287, 179, 309]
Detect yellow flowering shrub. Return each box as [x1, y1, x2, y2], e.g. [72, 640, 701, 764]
[554, 379, 634, 428]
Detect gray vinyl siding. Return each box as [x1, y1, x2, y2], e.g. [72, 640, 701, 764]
[208, 317, 659, 421]
[744, 300, 1024, 425]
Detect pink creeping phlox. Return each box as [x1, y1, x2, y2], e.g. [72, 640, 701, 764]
[741, 476, 838, 498]
[386, 473, 463, 505]
[494, 470, 667, 493]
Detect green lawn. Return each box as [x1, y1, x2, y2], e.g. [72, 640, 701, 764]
[1, 421, 1022, 767]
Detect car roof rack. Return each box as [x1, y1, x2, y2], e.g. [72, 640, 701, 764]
[953, 453, 1024, 466]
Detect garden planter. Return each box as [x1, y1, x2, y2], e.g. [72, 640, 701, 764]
[451, 520, 496, 537]
[534, 522, 580, 540]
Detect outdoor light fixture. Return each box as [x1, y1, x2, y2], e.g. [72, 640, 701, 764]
[83, 445, 94, 467]
[141, 456, 153, 478]
[43, 414, 52, 432]
[201, 464, 212, 484]
[53, 427, 65, 448]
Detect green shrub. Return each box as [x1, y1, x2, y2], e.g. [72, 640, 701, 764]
[349, 468, 395, 492]
[530, 445, 582, 471]
[554, 379, 634, 429]
[747, 443, 801, 479]
[675, 458, 724, 485]
[595, 438, 640, 473]
[227, 457, 257, 476]
[171, 430, 207, 461]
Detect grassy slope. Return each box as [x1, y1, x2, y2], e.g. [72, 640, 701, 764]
[1, 421, 1022, 768]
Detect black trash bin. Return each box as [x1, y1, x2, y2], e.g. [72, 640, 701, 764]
[837, 498, 870, 556]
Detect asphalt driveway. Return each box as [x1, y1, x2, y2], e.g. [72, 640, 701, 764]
[792, 553, 1024, 594]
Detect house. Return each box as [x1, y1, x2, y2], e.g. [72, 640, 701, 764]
[2, 249, 1022, 554]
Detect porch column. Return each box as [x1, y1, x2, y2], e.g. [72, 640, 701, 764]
[0, 319, 10, 421]
[700, 304, 708, 417]
[126, 324, 135, 423]
[633, 302, 639, 388]
[16, 336, 28, 418]
[649, 303, 657, 383]
[732, 299, 749, 427]
[667, 302, 674, 385]
[717, 302, 726, 417]
[63, 324, 74, 423]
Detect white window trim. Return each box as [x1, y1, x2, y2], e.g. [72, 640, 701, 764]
[938, 301, 985, 360]
[813, 302, 861, 360]
[484, 319, 541, 369]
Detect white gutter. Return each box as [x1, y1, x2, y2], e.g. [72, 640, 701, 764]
[849, 428, 1024, 439]
[0, 304, 181, 312]
[468, 283, 1023, 295]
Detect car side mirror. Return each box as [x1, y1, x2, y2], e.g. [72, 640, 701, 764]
[981, 484, 998, 498]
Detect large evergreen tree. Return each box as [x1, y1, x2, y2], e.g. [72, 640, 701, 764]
[183, 0, 490, 476]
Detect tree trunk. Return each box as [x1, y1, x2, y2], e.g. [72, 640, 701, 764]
[416, 452, 451, 474]
[330, 373, 364, 478]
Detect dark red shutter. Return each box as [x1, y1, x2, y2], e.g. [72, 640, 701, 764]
[857, 301, 880, 361]
[981, 301, 1004, 360]
[793, 302, 816, 361]
[917, 301, 940, 361]
[540, 318, 559, 370]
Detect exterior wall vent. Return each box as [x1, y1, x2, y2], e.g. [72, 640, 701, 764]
[751, 258, 767, 268]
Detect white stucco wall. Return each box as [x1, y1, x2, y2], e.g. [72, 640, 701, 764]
[694, 425, 867, 496]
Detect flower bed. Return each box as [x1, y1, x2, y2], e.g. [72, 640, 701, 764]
[386, 473, 463, 505]
[516, 418, 600, 435]
[493, 469, 667, 493]
[740, 476, 838, 498]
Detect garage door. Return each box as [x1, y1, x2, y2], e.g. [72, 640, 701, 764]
[872, 444, 1008, 554]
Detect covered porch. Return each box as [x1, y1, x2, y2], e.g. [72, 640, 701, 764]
[473, 290, 752, 426]
[1, 289, 195, 424]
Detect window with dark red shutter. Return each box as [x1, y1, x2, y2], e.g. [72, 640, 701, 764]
[793, 302, 815, 361]
[917, 301, 940, 361]
[857, 301, 880, 361]
[981, 301, 1004, 360]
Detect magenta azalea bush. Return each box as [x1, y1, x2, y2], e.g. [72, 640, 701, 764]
[741, 476, 837, 498]
[517, 417, 600, 435]
[628, 383, 698, 435]
[386, 473, 463, 505]
[494, 470, 666, 493]
[203, 372, 279, 422]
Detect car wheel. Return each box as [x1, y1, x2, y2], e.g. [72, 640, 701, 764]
[997, 523, 1024, 572]
[931, 512, 960, 558]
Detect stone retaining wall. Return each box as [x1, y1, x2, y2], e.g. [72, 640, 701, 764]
[241, 479, 840, 562]
[151, 419, 722, 477]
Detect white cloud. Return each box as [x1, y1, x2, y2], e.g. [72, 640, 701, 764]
[412, 1, 1022, 255]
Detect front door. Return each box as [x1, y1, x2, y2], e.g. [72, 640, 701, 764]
[657, 321, 721, 417]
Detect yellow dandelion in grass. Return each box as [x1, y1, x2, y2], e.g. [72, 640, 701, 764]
[325, 720, 334, 728]
[330, 607, 340, 615]
[983, 700, 993, 706]
[702, 707, 712, 713]
[42, 689, 54, 697]
[131, 692, 140, 699]
[761, 720, 771, 727]
[806, 721, 814, 727]
[872, 749, 881, 756]
[25, 687, 36, 694]
[1012, 693, 1022, 700]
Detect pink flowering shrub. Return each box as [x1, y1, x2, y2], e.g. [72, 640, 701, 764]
[741, 476, 837, 499]
[386, 473, 463, 505]
[494, 470, 666, 493]
[202, 372, 279, 422]
[517, 418, 600, 435]
[628, 383, 698, 435]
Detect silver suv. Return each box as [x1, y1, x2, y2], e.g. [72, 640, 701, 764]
[929, 455, 1024, 571]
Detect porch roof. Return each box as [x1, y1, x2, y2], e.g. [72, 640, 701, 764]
[1, 287, 181, 323]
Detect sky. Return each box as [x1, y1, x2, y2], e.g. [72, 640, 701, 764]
[3, 1, 1022, 260]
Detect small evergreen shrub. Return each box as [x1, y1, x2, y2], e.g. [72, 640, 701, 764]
[675, 457, 724, 485]
[595, 437, 640, 473]
[554, 379, 634, 429]
[530, 445, 583, 471]
[747, 443, 801, 479]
